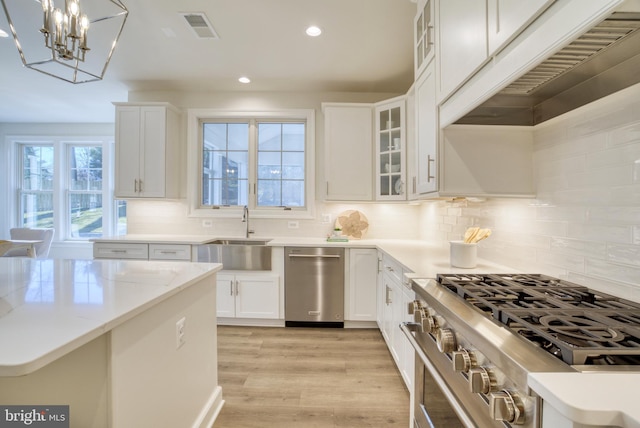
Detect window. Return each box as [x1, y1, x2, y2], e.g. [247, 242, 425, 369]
[190, 109, 314, 217]
[19, 145, 54, 229]
[14, 137, 123, 240]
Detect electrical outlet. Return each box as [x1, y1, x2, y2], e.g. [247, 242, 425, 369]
[202, 219, 213, 228]
[321, 214, 331, 224]
[288, 221, 299, 229]
[176, 317, 186, 349]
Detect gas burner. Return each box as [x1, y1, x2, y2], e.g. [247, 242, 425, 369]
[436, 273, 640, 366]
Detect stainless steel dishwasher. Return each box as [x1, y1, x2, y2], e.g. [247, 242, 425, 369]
[284, 247, 345, 327]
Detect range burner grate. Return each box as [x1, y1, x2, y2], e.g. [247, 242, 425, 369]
[437, 273, 640, 365]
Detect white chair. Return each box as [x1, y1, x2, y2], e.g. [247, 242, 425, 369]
[0, 240, 14, 257]
[4, 228, 55, 258]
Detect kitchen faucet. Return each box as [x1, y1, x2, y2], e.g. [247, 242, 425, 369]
[242, 205, 254, 238]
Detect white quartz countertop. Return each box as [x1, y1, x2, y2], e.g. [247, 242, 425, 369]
[93, 235, 514, 278]
[0, 258, 222, 377]
[529, 372, 640, 427]
[92, 234, 221, 245]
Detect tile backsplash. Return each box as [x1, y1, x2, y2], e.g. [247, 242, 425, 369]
[420, 83, 640, 302]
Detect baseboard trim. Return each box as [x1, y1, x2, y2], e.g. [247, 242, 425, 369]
[193, 386, 224, 428]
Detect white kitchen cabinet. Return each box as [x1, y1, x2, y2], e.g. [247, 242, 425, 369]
[375, 98, 406, 200]
[93, 242, 193, 261]
[148, 244, 191, 261]
[414, 0, 435, 79]
[413, 61, 438, 195]
[487, 0, 555, 56]
[346, 248, 378, 322]
[93, 242, 149, 260]
[114, 103, 181, 199]
[439, 125, 535, 198]
[216, 273, 280, 320]
[377, 252, 414, 390]
[322, 103, 373, 201]
[437, 0, 488, 102]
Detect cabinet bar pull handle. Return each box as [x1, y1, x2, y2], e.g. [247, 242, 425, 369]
[288, 254, 341, 259]
[427, 155, 435, 182]
[230, 282, 234, 296]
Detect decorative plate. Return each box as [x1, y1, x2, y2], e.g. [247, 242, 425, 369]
[335, 210, 369, 239]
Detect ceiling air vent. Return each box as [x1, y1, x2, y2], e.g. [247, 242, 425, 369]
[180, 12, 219, 39]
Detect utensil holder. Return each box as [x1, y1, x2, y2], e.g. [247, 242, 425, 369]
[450, 241, 477, 268]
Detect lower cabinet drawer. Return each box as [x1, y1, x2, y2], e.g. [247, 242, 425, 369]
[149, 244, 191, 261]
[93, 243, 149, 259]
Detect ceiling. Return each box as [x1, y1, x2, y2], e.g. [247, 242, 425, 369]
[0, 0, 416, 123]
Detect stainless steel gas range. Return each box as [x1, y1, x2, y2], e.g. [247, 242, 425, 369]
[402, 273, 640, 428]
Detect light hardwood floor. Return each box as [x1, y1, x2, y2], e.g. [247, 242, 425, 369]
[213, 326, 410, 428]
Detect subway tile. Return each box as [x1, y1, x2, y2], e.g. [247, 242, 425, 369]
[585, 258, 640, 286]
[567, 223, 632, 244]
[569, 105, 634, 137]
[566, 165, 633, 189]
[585, 142, 640, 169]
[537, 249, 585, 272]
[607, 243, 640, 267]
[587, 206, 640, 224]
[550, 237, 607, 258]
[608, 184, 640, 206]
[567, 273, 636, 302]
[608, 121, 640, 148]
[535, 154, 585, 179]
[537, 206, 587, 222]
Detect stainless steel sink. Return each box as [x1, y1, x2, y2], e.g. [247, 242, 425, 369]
[196, 239, 272, 270]
[207, 239, 272, 246]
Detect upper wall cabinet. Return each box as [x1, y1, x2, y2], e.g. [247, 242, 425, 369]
[487, 0, 555, 56]
[323, 103, 373, 201]
[375, 98, 406, 201]
[437, 0, 488, 102]
[413, 62, 438, 196]
[414, 0, 435, 79]
[114, 103, 181, 199]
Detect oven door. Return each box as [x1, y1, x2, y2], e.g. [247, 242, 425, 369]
[402, 322, 474, 427]
[414, 357, 466, 428]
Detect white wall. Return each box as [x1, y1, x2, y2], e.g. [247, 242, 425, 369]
[418, 83, 640, 302]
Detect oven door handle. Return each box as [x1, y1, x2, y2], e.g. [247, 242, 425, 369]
[400, 322, 476, 428]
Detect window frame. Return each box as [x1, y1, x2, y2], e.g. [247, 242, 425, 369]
[8, 135, 120, 242]
[187, 109, 316, 219]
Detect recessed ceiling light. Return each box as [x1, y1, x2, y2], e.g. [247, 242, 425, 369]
[305, 26, 322, 37]
[0, 29, 9, 38]
[238, 76, 251, 84]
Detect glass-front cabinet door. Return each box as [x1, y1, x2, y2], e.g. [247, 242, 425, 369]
[414, 0, 434, 78]
[375, 98, 406, 201]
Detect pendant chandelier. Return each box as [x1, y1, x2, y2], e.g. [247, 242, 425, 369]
[0, 0, 128, 84]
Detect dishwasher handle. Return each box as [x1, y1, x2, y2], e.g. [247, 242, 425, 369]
[287, 254, 342, 259]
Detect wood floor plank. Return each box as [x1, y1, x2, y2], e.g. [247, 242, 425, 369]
[213, 326, 410, 428]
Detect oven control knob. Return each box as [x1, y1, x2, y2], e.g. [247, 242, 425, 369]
[408, 300, 422, 315]
[452, 349, 476, 372]
[435, 328, 456, 353]
[468, 367, 497, 394]
[414, 309, 438, 334]
[490, 390, 525, 425]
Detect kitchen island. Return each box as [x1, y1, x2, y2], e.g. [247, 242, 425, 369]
[0, 257, 223, 428]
